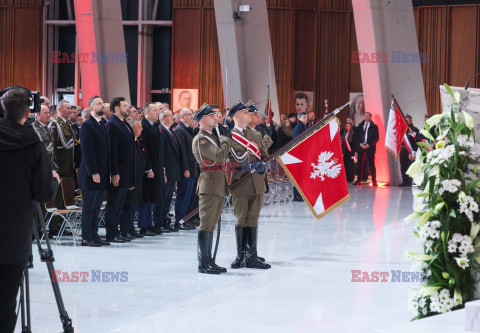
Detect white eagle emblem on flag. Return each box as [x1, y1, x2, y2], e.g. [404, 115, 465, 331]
[310, 151, 342, 181]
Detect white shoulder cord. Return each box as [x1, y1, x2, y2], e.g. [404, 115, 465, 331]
[49, 120, 74, 150]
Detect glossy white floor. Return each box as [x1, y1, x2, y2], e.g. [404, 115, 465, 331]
[18, 185, 430, 333]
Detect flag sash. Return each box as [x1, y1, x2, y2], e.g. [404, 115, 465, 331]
[403, 133, 415, 156]
[231, 131, 261, 160]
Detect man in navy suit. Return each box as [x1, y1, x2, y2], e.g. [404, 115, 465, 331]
[79, 96, 111, 247]
[157, 108, 189, 232]
[353, 112, 379, 187]
[173, 108, 198, 230]
[104, 97, 136, 243]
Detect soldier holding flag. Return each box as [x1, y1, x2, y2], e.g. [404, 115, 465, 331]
[227, 101, 272, 270]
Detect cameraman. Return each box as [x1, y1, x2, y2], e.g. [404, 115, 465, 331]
[0, 88, 60, 332]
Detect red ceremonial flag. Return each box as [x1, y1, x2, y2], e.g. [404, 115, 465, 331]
[384, 98, 408, 160]
[277, 118, 350, 219]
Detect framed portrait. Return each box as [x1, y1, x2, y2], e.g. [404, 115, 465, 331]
[349, 93, 365, 126]
[172, 89, 198, 114]
[293, 91, 314, 113]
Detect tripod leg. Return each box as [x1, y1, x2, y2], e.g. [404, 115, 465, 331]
[25, 267, 31, 332]
[20, 280, 26, 332]
[32, 202, 74, 332]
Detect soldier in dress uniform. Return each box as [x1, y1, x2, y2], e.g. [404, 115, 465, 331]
[49, 100, 75, 208]
[227, 101, 272, 270]
[32, 105, 58, 170]
[49, 100, 75, 177]
[192, 103, 232, 274]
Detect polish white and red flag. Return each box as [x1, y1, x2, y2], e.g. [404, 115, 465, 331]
[277, 118, 350, 219]
[385, 98, 408, 160]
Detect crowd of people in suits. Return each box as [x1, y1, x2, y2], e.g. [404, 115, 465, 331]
[33, 95, 297, 247]
[31, 92, 427, 247]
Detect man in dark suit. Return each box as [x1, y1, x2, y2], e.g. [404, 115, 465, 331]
[399, 114, 419, 187]
[292, 111, 308, 139]
[79, 96, 111, 246]
[104, 97, 136, 243]
[141, 103, 164, 236]
[158, 108, 189, 232]
[174, 108, 198, 230]
[118, 118, 149, 238]
[353, 112, 379, 187]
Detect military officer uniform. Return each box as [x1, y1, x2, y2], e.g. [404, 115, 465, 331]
[192, 104, 231, 274]
[49, 115, 75, 177]
[227, 101, 272, 270]
[49, 115, 75, 208]
[32, 119, 58, 171]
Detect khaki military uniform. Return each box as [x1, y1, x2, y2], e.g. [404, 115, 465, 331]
[49, 116, 75, 209]
[228, 127, 272, 227]
[49, 116, 75, 177]
[32, 120, 58, 171]
[192, 129, 231, 232]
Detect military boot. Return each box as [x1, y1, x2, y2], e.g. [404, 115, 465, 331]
[198, 231, 221, 274]
[245, 227, 271, 269]
[231, 225, 247, 269]
[207, 231, 227, 273]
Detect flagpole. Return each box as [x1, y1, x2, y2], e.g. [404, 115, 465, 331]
[268, 55, 272, 124]
[224, 51, 228, 111]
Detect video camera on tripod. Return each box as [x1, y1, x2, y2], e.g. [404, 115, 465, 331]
[0, 86, 42, 119]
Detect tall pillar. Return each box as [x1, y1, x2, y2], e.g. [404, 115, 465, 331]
[74, 0, 130, 107]
[214, 0, 279, 121]
[352, 0, 427, 184]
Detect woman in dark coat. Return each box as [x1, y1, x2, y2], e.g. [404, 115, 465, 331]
[277, 120, 293, 148]
[342, 122, 356, 182]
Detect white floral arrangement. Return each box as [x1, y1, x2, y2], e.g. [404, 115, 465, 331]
[404, 84, 480, 320]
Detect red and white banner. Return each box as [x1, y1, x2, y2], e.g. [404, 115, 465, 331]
[384, 99, 408, 160]
[277, 118, 350, 219]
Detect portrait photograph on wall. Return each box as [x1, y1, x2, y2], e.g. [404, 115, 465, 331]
[172, 89, 198, 114]
[293, 91, 314, 113]
[349, 92, 365, 126]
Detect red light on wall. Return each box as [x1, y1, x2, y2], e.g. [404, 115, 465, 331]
[74, 0, 101, 108]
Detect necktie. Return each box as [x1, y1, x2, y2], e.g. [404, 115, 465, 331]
[170, 129, 178, 146]
[122, 119, 132, 134]
[213, 127, 220, 139]
[364, 123, 369, 143]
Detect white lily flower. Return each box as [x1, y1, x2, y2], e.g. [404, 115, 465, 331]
[454, 289, 463, 305]
[426, 114, 446, 127]
[471, 223, 480, 240]
[436, 140, 445, 149]
[406, 159, 424, 185]
[454, 257, 469, 269]
[429, 166, 440, 178]
[463, 111, 475, 130]
[404, 251, 435, 262]
[421, 286, 441, 297]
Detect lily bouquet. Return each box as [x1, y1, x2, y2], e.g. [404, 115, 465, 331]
[405, 84, 480, 319]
